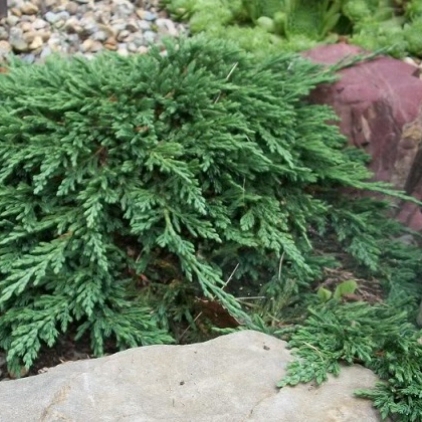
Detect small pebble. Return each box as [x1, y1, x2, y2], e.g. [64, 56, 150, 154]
[39, 30, 51, 42]
[0, 27, 8, 40]
[137, 20, 150, 31]
[92, 30, 109, 42]
[0, 40, 11, 57]
[21, 52, 36, 63]
[403, 57, 418, 68]
[20, 2, 39, 15]
[32, 18, 48, 30]
[29, 35, 43, 49]
[6, 15, 20, 26]
[104, 37, 118, 50]
[20, 21, 33, 32]
[44, 11, 60, 24]
[143, 11, 157, 21]
[143, 30, 155, 45]
[156, 18, 178, 37]
[127, 41, 137, 53]
[117, 46, 128, 56]
[65, 1, 79, 14]
[23, 30, 36, 43]
[10, 27, 29, 52]
[116, 29, 130, 42]
[11, 7, 23, 17]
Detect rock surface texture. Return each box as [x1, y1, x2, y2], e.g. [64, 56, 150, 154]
[303, 43, 422, 232]
[0, 331, 387, 422]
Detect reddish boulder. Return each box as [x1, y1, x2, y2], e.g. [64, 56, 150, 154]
[302, 43, 422, 231]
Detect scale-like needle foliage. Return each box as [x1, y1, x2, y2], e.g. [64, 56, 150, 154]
[0, 35, 413, 375]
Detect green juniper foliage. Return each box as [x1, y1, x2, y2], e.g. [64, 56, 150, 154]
[0, 34, 416, 376]
[278, 298, 422, 422]
[276, 236, 422, 422]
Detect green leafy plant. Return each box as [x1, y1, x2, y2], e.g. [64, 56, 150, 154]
[242, 0, 342, 41]
[162, 0, 422, 58]
[317, 279, 358, 301]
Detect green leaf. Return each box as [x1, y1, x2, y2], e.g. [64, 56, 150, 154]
[317, 287, 332, 302]
[333, 280, 358, 300]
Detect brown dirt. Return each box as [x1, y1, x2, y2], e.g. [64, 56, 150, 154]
[0, 329, 118, 382]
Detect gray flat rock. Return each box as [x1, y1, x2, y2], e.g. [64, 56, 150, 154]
[0, 330, 387, 421]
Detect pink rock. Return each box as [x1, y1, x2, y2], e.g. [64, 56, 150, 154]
[302, 43, 422, 231]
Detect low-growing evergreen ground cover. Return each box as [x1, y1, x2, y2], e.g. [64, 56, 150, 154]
[0, 34, 421, 420]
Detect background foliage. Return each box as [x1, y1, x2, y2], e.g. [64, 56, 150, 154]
[162, 0, 422, 58]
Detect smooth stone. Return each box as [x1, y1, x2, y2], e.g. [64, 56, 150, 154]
[44, 10, 70, 26]
[127, 42, 138, 53]
[47, 33, 63, 50]
[44, 12, 61, 24]
[96, 23, 115, 37]
[23, 30, 36, 43]
[114, 4, 134, 18]
[65, 33, 79, 44]
[116, 29, 130, 42]
[20, 53, 35, 63]
[29, 35, 43, 50]
[43, 0, 60, 8]
[39, 30, 51, 42]
[131, 33, 146, 47]
[53, 17, 68, 28]
[20, 21, 32, 32]
[0, 331, 388, 421]
[39, 45, 52, 59]
[92, 30, 109, 42]
[6, 15, 20, 26]
[8, 0, 24, 8]
[125, 21, 138, 32]
[0, 40, 11, 56]
[20, 2, 38, 14]
[143, 11, 157, 21]
[32, 18, 49, 30]
[10, 7, 22, 17]
[20, 14, 36, 22]
[403, 57, 419, 68]
[104, 37, 118, 51]
[137, 45, 148, 54]
[64, 18, 82, 34]
[79, 19, 98, 36]
[0, 27, 8, 42]
[142, 30, 155, 44]
[80, 38, 102, 53]
[56, 11, 71, 21]
[137, 20, 151, 31]
[117, 45, 128, 56]
[9, 27, 29, 52]
[110, 18, 125, 32]
[65, 1, 80, 15]
[156, 18, 178, 37]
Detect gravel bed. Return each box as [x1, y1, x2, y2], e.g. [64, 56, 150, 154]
[0, 0, 188, 63]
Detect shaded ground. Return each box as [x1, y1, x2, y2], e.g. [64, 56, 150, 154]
[0, 329, 118, 381]
[0, 262, 384, 382]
